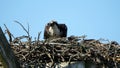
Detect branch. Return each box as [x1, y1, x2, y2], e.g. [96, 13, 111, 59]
[4, 24, 15, 43]
[14, 21, 31, 43]
[14, 21, 28, 35]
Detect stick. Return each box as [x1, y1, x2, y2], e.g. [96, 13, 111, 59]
[4, 24, 15, 43]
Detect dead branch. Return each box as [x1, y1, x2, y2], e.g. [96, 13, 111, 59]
[14, 21, 28, 35]
[37, 32, 41, 45]
[4, 24, 15, 43]
[14, 21, 31, 41]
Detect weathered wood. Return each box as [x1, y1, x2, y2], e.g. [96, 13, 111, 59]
[0, 27, 20, 68]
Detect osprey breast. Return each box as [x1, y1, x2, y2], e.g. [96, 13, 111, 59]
[48, 24, 60, 36]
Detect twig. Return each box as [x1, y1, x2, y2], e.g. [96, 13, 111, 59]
[14, 21, 31, 44]
[37, 32, 41, 45]
[45, 42, 71, 46]
[4, 24, 15, 43]
[14, 21, 28, 35]
[27, 23, 31, 42]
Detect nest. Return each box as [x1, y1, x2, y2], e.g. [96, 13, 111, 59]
[10, 36, 120, 68]
[3, 22, 120, 68]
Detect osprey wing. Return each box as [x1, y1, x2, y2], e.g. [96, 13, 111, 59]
[59, 24, 67, 37]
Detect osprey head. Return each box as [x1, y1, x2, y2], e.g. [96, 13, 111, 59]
[47, 20, 59, 27]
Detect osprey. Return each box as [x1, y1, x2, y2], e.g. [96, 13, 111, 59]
[44, 20, 67, 39]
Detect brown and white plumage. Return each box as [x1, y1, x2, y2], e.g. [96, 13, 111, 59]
[44, 20, 67, 39]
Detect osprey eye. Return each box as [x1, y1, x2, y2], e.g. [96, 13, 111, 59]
[47, 23, 51, 26]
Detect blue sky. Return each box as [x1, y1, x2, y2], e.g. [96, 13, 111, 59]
[0, 0, 120, 43]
